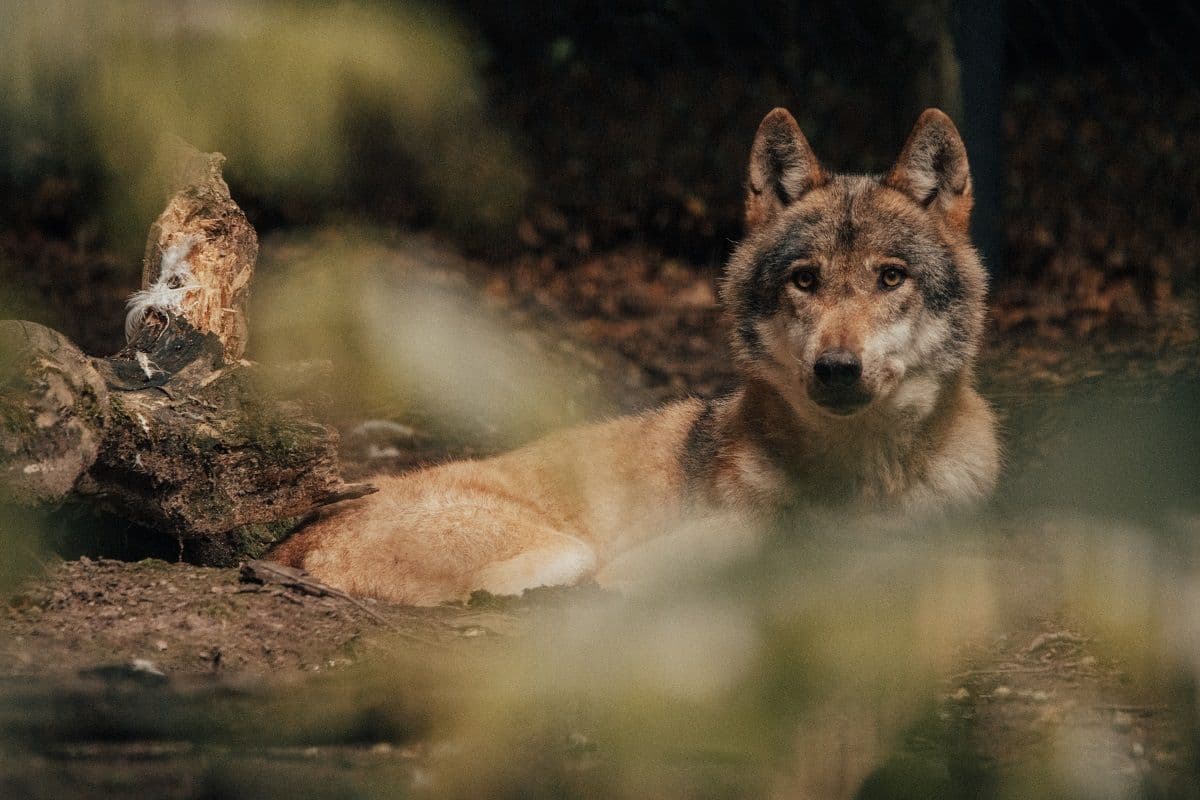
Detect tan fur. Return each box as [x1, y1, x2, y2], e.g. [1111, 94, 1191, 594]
[270, 108, 1000, 605]
[272, 403, 704, 604]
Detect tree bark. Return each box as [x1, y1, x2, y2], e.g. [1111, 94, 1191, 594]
[0, 147, 371, 565]
[137, 147, 256, 361]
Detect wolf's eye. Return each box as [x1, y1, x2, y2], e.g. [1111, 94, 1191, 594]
[791, 268, 818, 292]
[879, 265, 907, 290]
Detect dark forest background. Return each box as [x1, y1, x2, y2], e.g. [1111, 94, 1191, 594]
[1, 0, 1196, 356]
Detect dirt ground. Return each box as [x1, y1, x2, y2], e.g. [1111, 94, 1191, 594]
[2, 230, 1199, 798]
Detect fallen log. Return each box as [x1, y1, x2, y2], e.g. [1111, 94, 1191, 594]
[0, 147, 372, 565]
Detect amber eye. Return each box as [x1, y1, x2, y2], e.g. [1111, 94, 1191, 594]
[791, 268, 819, 292]
[879, 265, 907, 290]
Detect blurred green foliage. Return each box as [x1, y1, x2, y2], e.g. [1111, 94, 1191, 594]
[252, 229, 603, 442]
[0, 0, 527, 252]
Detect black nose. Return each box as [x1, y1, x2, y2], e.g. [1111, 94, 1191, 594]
[814, 351, 862, 388]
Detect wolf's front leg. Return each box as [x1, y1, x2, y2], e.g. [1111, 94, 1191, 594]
[475, 531, 597, 597]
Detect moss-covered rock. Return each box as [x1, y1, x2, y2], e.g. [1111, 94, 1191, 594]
[0, 320, 110, 505]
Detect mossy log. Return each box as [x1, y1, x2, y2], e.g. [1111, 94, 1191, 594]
[0, 148, 371, 565]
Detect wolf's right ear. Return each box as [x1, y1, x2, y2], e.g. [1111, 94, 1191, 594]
[745, 108, 826, 232]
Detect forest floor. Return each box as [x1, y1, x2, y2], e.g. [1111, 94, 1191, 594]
[1, 230, 1199, 798]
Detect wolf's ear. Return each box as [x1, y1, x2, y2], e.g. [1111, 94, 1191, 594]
[884, 108, 973, 231]
[745, 108, 826, 232]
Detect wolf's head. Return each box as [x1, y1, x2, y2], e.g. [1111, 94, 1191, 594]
[721, 108, 987, 421]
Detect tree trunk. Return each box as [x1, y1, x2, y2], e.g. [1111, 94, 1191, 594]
[0, 147, 371, 565]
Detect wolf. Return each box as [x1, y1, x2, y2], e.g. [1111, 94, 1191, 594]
[269, 108, 999, 605]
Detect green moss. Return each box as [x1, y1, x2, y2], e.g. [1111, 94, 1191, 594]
[74, 383, 109, 431]
[0, 394, 37, 438]
[234, 405, 312, 461]
[182, 516, 304, 568]
[0, 354, 108, 440]
[222, 369, 321, 462]
[106, 394, 133, 426]
[229, 516, 304, 560]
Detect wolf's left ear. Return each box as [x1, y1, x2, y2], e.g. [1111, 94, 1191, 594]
[885, 109, 973, 231]
[745, 108, 826, 231]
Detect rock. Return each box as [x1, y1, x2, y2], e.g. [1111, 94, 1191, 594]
[129, 658, 165, 678]
[0, 321, 110, 504]
[456, 625, 491, 638]
[80, 658, 168, 686]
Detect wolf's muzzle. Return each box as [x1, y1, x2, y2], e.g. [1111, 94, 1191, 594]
[813, 350, 862, 388]
[810, 350, 871, 415]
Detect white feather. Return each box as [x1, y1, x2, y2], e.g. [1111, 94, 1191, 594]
[134, 351, 160, 380]
[124, 236, 201, 341]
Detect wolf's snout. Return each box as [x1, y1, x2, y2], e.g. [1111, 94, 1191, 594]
[813, 351, 862, 389]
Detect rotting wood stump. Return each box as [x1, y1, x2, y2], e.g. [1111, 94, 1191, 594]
[0, 148, 372, 565]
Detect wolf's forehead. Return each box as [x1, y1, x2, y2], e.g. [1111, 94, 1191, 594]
[779, 177, 924, 257]
[729, 175, 967, 321]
